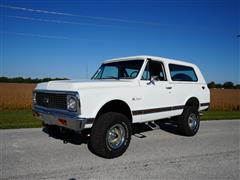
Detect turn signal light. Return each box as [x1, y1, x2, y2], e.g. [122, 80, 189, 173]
[58, 119, 67, 126]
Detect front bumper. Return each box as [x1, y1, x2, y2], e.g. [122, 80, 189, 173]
[33, 106, 94, 132]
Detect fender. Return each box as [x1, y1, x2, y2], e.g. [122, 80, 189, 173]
[92, 98, 133, 119]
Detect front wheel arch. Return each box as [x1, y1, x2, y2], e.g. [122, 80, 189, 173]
[95, 99, 133, 123]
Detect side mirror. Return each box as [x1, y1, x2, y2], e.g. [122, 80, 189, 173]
[147, 76, 158, 85]
[151, 76, 159, 81]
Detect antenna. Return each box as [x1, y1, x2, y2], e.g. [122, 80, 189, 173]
[86, 64, 88, 79]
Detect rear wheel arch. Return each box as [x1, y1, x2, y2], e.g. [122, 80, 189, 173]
[184, 97, 200, 111]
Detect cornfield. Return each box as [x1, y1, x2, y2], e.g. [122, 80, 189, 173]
[210, 89, 240, 111]
[0, 83, 36, 110]
[0, 83, 239, 111]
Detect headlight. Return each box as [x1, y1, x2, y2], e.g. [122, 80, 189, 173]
[32, 92, 36, 104]
[67, 97, 77, 112]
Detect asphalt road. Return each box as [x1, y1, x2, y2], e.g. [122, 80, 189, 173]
[0, 120, 239, 180]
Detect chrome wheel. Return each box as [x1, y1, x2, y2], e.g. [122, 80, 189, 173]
[188, 113, 198, 130]
[107, 124, 126, 150]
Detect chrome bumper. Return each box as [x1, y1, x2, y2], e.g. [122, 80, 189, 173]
[32, 106, 94, 132]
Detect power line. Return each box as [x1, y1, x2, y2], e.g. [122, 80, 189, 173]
[0, 31, 94, 41]
[0, 4, 77, 16]
[0, 14, 130, 29]
[0, 4, 162, 26]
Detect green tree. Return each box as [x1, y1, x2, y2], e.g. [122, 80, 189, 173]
[0, 76, 69, 83]
[235, 84, 240, 89]
[223, 81, 234, 89]
[207, 81, 216, 88]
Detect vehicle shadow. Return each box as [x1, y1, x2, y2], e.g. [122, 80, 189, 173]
[132, 119, 182, 138]
[42, 126, 89, 145]
[42, 118, 182, 146]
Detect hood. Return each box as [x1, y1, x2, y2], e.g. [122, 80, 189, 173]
[35, 79, 138, 91]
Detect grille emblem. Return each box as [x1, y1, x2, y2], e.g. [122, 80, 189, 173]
[43, 97, 49, 104]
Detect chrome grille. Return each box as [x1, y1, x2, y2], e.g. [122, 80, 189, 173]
[36, 92, 67, 110]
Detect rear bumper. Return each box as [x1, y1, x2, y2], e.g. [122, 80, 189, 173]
[32, 107, 94, 132]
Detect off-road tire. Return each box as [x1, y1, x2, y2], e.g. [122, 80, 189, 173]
[89, 112, 131, 159]
[178, 106, 200, 136]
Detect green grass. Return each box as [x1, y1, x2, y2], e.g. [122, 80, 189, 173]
[0, 110, 42, 129]
[201, 110, 240, 120]
[0, 110, 239, 129]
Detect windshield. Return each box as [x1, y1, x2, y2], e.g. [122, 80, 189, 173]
[92, 60, 144, 80]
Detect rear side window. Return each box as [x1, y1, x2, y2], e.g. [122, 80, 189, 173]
[169, 64, 198, 82]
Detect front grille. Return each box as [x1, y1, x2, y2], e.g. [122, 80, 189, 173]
[36, 92, 67, 110]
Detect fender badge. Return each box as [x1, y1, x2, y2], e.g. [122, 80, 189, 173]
[132, 97, 142, 101]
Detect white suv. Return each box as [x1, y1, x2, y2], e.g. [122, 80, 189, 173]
[33, 55, 210, 158]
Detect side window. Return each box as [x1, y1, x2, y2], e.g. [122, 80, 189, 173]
[125, 68, 138, 78]
[169, 64, 198, 82]
[141, 60, 166, 81]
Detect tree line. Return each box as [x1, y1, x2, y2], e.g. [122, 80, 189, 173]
[0, 76, 239, 89]
[0, 76, 69, 83]
[207, 81, 240, 89]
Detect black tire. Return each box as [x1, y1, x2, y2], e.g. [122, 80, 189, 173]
[178, 106, 200, 136]
[89, 112, 132, 159]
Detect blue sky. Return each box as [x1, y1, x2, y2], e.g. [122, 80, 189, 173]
[0, 0, 239, 83]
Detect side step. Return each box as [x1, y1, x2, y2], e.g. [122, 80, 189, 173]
[145, 121, 160, 130]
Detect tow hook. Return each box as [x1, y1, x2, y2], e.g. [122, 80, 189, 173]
[59, 127, 69, 144]
[59, 127, 67, 133]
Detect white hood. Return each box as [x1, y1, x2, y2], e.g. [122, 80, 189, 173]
[35, 79, 138, 91]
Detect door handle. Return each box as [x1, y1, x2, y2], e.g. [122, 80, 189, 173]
[166, 86, 172, 89]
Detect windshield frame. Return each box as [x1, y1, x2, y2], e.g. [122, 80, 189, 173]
[91, 59, 145, 80]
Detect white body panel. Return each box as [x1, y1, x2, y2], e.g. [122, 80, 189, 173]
[35, 55, 210, 127]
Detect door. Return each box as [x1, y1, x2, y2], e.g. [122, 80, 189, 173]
[133, 60, 174, 122]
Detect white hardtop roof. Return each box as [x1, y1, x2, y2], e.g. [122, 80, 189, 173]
[104, 55, 196, 67]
